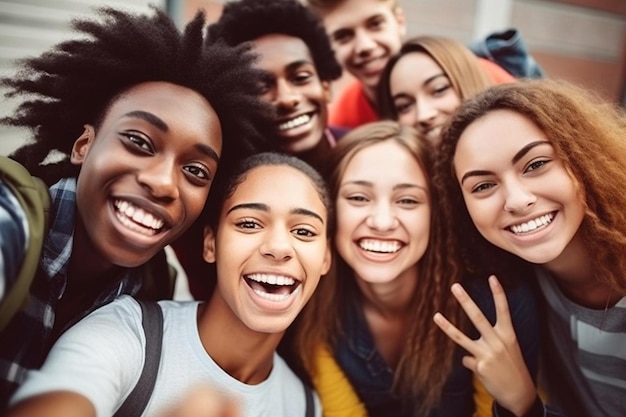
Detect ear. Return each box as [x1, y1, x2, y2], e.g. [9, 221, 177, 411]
[203, 225, 217, 264]
[394, 6, 407, 39]
[320, 241, 332, 276]
[322, 81, 333, 103]
[70, 125, 95, 166]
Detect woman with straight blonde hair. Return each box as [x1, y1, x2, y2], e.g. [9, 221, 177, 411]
[377, 35, 504, 144]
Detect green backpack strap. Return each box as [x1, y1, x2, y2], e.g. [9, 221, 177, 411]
[0, 156, 51, 332]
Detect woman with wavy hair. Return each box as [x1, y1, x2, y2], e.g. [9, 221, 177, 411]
[289, 120, 538, 417]
[434, 79, 626, 417]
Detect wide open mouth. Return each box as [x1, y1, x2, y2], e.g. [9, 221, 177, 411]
[244, 273, 300, 302]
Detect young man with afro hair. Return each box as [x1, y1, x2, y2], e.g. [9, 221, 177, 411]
[0, 5, 275, 409]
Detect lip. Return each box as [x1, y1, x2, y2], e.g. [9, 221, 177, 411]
[276, 111, 316, 135]
[108, 195, 174, 246]
[243, 271, 303, 312]
[504, 211, 557, 243]
[355, 237, 405, 262]
[352, 55, 387, 76]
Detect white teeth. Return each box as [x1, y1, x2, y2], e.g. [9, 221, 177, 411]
[510, 213, 554, 234]
[114, 200, 164, 231]
[278, 114, 311, 131]
[359, 239, 401, 253]
[424, 127, 442, 141]
[252, 285, 301, 302]
[247, 273, 296, 286]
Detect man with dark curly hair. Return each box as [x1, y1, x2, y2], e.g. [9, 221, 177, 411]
[0, 5, 274, 408]
[206, 0, 344, 172]
[169, 0, 346, 302]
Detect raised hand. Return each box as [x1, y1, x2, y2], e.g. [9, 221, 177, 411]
[433, 276, 536, 416]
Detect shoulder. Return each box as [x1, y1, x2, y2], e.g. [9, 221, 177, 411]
[478, 57, 516, 84]
[9, 295, 146, 415]
[329, 80, 378, 129]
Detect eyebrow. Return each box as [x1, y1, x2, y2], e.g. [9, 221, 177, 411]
[286, 60, 315, 72]
[342, 180, 428, 192]
[460, 140, 552, 185]
[226, 202, 325, 224]
[196, 143, 220, 163]
[124, 110, 220, 163]
[123, 110, 168, 132]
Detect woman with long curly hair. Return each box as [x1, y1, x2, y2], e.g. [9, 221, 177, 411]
[434, 79, 626, 417]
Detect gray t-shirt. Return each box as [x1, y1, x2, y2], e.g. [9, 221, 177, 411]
[11, 296, 320, 417]
[536, 267, 626, 416]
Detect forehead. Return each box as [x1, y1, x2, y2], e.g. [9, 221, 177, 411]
[455, 110, 549, 167]
[342, 141, 427, 185]
[225, 164, 327, 215]
[323, 0, 397, 30]
[251, 34, 315, 73]
[103, 81, 222, 148]
[390, 52, 445, 89]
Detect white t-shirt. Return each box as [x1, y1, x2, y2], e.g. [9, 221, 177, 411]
[10, 295, 320, 417]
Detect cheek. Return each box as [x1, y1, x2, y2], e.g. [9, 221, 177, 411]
[398, 112, 416, 127]
[180, 188, 211, 224]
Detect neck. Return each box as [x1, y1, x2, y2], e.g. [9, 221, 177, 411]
[544, 231, 621, 309]
[298, 132, 333, 173]
[355, 268, 417, 318]
[70, 215, 115, 281]
[198, 292, 282, 385]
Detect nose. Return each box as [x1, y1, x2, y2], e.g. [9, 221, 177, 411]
[353, 29, 376, 56]
[259, 226, 295, 261]
[366, 202, 398, 231]
[275, 79, 300, 111]
[416, 97, 437, 127]
[503, 180, 537, 213]
[137, 156, 179, 201]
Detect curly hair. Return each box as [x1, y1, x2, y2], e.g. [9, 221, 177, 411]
[377, 35, 493, 120]
[435, 79, 626, 293]
[206, 0, 342, 82]
[1, 6, 276, 186]
[293, 120, 465, 415]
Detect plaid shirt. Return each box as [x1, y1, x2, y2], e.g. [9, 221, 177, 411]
[0, 178, 142, 408]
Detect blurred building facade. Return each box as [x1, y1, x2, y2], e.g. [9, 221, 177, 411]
[1, 0, 624, 155]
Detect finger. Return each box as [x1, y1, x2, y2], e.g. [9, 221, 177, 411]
[461, 355, 477, 372]
[450, 283, 499, 344]
[433, 312, 481, 356]
[489, 276, 513, 329]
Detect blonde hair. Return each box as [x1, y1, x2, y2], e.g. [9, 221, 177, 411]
[378, 35, 493, 120]
[302, 0, 399, 17]
[294, 120, 465, 415]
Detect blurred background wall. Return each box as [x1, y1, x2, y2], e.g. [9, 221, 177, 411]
[1, 0, 624, 156]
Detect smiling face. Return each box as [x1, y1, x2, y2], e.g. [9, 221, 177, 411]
[335, 140, 430, 287]
[251, 34, 331, 154]
[323, 0, 405, 96]
[454, 109, 585, 266]
[390, 51, 461, 143]
[70, 81, 222, 269]
[204, 164, 331, 334]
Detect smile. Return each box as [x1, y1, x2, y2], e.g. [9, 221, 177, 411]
[114, 199, 164, 236]
[245, 273, 300, 302]
[278, 113, 312, 131]
[359, 239, 402, 253]
[509, 212, 555, 235]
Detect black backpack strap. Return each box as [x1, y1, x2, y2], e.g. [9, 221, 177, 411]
[304, 382, 315, 417]
[113, 300, 164, 417]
